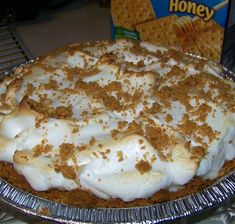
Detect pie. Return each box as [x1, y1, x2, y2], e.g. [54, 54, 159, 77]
[0, 39, 234, 208]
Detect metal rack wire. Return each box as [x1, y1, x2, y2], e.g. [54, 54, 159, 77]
[0, 22, 29, 76]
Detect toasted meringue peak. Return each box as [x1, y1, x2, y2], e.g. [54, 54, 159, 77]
[0, 136, 11, 152]
[0, 78, 22, 114]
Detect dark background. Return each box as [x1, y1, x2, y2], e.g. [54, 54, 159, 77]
[0, 0, 110, 23]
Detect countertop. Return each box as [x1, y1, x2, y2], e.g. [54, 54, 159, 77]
[13, 0, 111, 58]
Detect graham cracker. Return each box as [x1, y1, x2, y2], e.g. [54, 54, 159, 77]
[111, 0, 155, 31]
[184, 20, 224, 62]
[136, 15, 180, 47]
[133, 0, 155, 25]
[111, 0, 138, 31]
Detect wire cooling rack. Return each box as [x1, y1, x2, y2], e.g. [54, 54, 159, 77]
[0, 22, 30, 76]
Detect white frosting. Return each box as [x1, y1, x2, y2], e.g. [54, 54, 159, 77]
[0, 39, 234, 202]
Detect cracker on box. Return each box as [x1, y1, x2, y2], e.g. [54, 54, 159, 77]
[183, 20, 224, 62]
[197, 30, 223, 61]
[136, 16, 224, 62]
[111, 0, 137, 31]
[133, 0, 155, 25]
[136, 15, 180, 48]
[111, 0, 155, 31]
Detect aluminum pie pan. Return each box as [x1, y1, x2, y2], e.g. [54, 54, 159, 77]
[0, 172, 235, 223]
[0, 55, 234, 223]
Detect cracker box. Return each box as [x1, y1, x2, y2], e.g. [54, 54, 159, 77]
[111, 0, 235, 71]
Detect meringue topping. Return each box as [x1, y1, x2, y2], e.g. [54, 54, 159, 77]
[0, 39, 234, 202]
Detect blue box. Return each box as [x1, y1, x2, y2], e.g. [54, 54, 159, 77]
[111, 0, 235, 71]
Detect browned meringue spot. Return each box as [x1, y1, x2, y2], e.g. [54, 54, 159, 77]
[13, 150, 31, 165]
[0, 97, 40, 132]
[0, 136, 10, 151]
[0, 78, 22, 112]
[190, 146, 206, 163]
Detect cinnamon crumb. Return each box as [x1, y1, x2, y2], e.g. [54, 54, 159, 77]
[165, 114, 173, 123]
[135, 160, 152, 174]
[54, 164, 76, 180]
[59, 143, 75, 162]
[89, 137, 96, 147]
[33, 144, 52, 157]
[117, 151, 124, 162]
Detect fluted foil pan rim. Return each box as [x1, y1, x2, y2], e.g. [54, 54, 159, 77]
[0, 172, 234, 223]
[0, 54, 235, 223]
